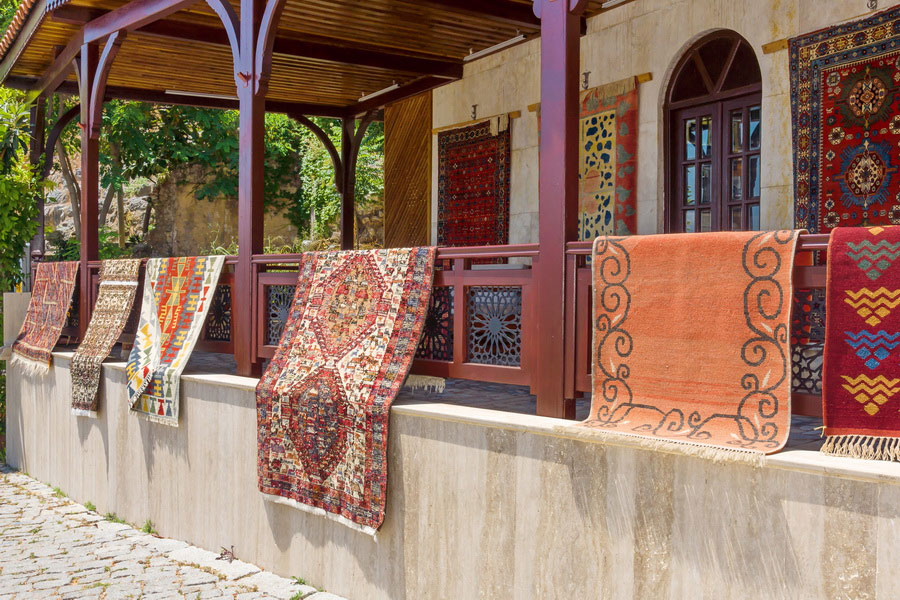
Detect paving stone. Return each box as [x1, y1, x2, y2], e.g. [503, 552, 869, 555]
[0, 469, 348, 600]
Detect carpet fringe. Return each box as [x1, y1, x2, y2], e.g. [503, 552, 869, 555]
[589, 75, 637, 102]
[261, 493, 378, 538]
[575, 426, 766, 466]
[9, 352, 50, 376]
[821, 435, 900, 462]
[403, 375, 446, 394]
[132, 408, 179, 428]
[72, 409, 98, 419]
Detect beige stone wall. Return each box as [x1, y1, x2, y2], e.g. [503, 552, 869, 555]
[7, 358, 900, 599]
[147, 165, 298, 256]
[431, 0, 896, 241]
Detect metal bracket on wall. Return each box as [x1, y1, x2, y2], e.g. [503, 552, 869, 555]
[582, 71, 590, 90]
[869, 0, 878, 10]
[471, 104, 478, 120]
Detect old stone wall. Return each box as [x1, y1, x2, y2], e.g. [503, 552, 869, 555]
[431, 0, 891, 241]
[43, 164, 300, 256]
[6, 351, 900, 600]
[146, 165, 298, 256]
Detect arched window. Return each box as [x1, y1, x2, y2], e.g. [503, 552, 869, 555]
[665, 31, 762, 233]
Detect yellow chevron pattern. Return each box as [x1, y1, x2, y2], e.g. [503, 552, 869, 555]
[844, 288, 900, 325]
[840, 374, 900, 415]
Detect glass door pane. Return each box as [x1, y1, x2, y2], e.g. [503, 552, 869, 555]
[685, 119, 697, 160]
[749, 155, 761, 198]
[700, 116, 712, 157]
[731, 158, 743, 201]
[731, 111, 743, 153]
[749, 106, 761, 150]
[684, 165, 696, 204]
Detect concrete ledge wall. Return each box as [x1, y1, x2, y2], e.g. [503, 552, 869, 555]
[7, 357, 900, 599]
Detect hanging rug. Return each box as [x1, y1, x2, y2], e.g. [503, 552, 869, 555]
[126, 256, 224, 426]
[581, 231, 801, 456]
[11, 261, 79, 375]
[823, 226, 900, 461]
[71, 259, 142, 417]
[256, 248, 435, 535]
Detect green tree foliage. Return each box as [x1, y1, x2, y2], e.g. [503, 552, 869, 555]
[54, 100, 385, 239]
[0, 88, 43, 291]
[295, 118, 384, 239]
[0, 0, 16, 34]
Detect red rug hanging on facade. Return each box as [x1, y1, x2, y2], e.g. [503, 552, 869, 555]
[823, 226, 900, 460]
[437, 119, 510, 249]
[256, 248, 435, 535]
[790, 5, 900, 234]
[11, 261, 79, 374]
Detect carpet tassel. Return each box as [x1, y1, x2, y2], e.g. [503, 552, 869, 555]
[822, 434, 900, 462]
[9, 352, 50, 376]
[403, 374, 446, 394]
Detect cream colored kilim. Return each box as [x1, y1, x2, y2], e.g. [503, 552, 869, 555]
[71, 259, 141, 417]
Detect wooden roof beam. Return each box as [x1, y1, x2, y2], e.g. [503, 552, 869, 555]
[6, 75, 349, 118]
[348, 75, 452, 116]
[412, 0, 541, 30]
[82, 0, 198, 43]
[51, 6, 464, 77]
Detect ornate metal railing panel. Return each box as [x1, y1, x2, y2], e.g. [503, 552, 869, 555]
[204, 284, 233, 342]
[416, 286, 454, 362]
[265, 284, 296, 347]
[790, 288, 826, 396]
[466, 286, 522, 367]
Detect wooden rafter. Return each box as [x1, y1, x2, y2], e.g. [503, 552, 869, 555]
[49, 5, 464, 78]
[409, 0, 540, 29]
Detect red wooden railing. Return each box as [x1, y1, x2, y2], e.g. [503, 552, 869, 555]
[47, 234, 828, 419]
[252, 245, 538, 388]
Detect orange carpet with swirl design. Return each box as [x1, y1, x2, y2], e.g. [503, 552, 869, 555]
[582, 231, 801, 454]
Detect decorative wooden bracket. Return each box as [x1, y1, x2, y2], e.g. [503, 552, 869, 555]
[86, 31, 125, 137]
[290, 114, 345, 192]
[289, 110, 378, 196]
[205, 0, 285, 94]
[41, 104, 80, 180]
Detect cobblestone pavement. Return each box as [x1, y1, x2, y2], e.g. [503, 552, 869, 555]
[0, 466, 346, 600]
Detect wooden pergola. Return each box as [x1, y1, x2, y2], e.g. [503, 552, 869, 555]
[0, 0, 616, 417]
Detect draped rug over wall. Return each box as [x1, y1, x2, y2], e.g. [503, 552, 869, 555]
[11, 261, 78, 375]
[71, 259, 142, 417]
[581, 231, 801, 456]
[790, 4, 900, 234]
[437, 119, 510, 249]
[126, 256, 224, 426]
[579, 77, 638, 239]
[823, 226, 900, 461]
[256, 248, 435, 535]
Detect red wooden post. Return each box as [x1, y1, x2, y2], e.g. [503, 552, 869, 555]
[232, 0, 266, 377]
[533, 0, 586, 418]
[340, 117, 355, 250]
[78, 43, 100, 340]
[227, 0, 283, 376]
[28, 99, 46, 271]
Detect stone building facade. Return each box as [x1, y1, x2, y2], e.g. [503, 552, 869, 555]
[430, 0, 889, 243]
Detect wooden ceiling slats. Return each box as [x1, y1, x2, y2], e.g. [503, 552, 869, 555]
[5, 0, 609, 108]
